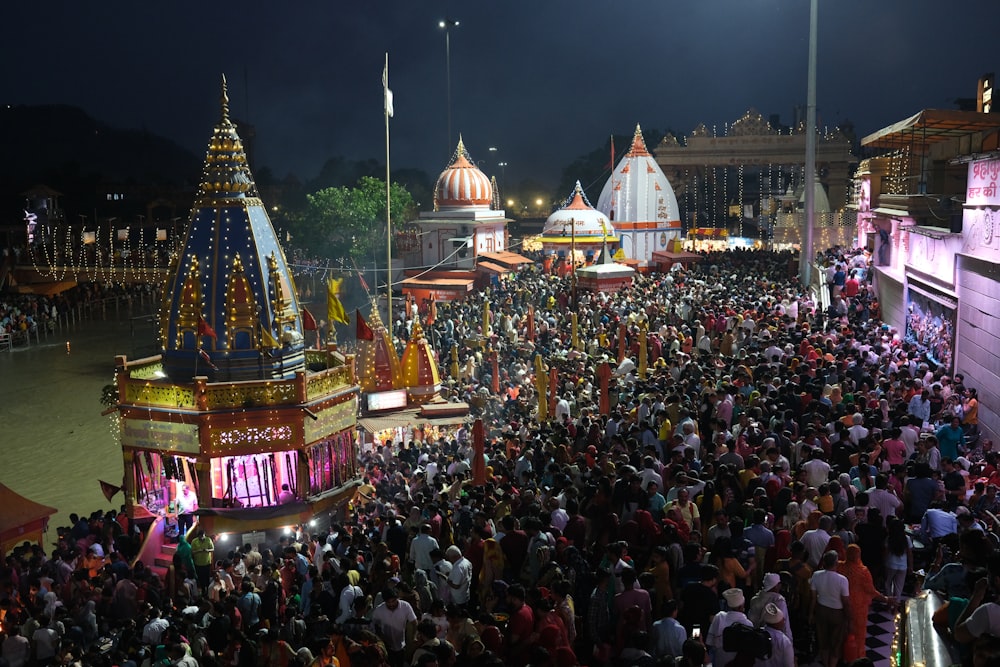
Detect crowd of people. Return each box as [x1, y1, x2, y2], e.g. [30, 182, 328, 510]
[2, 246, 998, 667]
[0, 283, 157, 341]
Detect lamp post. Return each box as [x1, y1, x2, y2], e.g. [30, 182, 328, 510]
[497, 162, 507, 194]
[800, 0, 818, 289]
[439, 18, 459, 154]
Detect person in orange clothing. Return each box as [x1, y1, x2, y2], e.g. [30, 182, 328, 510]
[839, 543, 890, 662]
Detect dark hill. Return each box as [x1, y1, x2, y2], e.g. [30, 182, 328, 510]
[0, 104, 201, 200]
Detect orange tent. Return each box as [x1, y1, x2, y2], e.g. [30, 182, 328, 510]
[0, 483, 57, 554]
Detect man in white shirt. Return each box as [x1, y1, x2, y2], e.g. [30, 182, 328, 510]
[371, 588, 417, 664]
[848, 413, 870, 446]
[409, 524, 439, 576]
[801, 515, 834, 568]
[445, 545, 473, 605]
[142, 607, 170, 645]
[1, 626, 30, 667]
[900, 417, 920, 459]
[865, 475, 902, 520]
[706, 588, 751, 667]
[802, 448, 832, 488]
[810, 551, 850, 667]
[755, 603, 794, 667]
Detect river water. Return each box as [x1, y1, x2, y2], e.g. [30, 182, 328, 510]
[0, 307, 160, 532]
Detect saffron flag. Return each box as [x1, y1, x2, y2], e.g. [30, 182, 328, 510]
[382, 59, 394, 118]
[197, 316, 217, 339]
[327, 277, 349, 325]
[356, 309, 375, 341]
[358, 268, 370, 293]
[301, 308, 318, 331]
[99, 479, 122, 502]
[261, 327, 280, 349]
[199, 347, 218, 370]
[604, 134, 615, 171]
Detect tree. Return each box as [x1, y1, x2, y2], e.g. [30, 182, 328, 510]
[297, 176, 416, 262]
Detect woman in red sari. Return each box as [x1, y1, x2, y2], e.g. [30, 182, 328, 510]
[839, 544, 889, 662]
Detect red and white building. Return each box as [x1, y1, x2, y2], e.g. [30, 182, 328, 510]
[597, 125, 682, 267]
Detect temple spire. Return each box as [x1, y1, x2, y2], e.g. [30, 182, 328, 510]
[220, 74, 231, 125]
[627, 123, 650, 157]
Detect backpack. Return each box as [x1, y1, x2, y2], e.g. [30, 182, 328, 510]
[722, 622, 772, 659]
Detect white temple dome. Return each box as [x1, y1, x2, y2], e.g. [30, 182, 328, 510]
[541, 181, 617, 241]
[434, 136, 492, 210]
[596, 124, 681, 226]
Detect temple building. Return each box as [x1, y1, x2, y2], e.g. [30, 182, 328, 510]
[538, 181, 618, 273]
[597, 125, 683, 267]
[111, 78, 360, 549]
[853, 105, 1000, 445]
[399, 137, 529, 305]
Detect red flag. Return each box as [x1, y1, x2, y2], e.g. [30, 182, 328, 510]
[99, 479, 122, 502]
[199, 348, 218, 370]
[356, 309, 375, 341]
[301, 308, 318, 331]
[197, 316, 217, 339]
[604, 134, 615, 170]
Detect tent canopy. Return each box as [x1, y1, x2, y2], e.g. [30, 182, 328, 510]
[0, 483, 57, 554]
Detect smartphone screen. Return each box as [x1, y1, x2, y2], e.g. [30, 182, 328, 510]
[692, 625, 701, 639]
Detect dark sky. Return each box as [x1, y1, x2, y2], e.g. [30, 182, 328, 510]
[4, 2, 996, 191]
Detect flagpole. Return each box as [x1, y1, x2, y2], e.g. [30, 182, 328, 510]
[194, 333, 200, 379]
[384, 52, 393, 340]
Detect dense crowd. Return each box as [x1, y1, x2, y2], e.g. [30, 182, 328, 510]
[2, 247, 998, 667]
[1, 283, 157, 339]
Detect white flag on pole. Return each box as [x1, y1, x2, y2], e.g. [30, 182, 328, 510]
[382, 62, 394, 118]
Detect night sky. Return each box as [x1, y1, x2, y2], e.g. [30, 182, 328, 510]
[5, 1, 996, 191]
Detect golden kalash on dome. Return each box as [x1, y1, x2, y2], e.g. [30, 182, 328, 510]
[108, 76, 361, 548]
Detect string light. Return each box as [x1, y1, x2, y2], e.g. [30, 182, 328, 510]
[738, 163, 744, 239]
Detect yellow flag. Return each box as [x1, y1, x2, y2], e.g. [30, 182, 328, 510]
[327, 277, 349, 325]
[261, 326, 280, 349]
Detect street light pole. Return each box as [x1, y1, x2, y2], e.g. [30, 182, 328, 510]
[439, 18, 459, 155]
[498, 162, 507, 194]
[800, 0, 818, 289]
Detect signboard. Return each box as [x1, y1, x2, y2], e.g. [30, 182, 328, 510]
[121, 419, 200, 454]
[967, 158, 1000, 207]
[241, 531, 267, 547]
[367, 389, 408, 413]
[303, 395, 358, 443]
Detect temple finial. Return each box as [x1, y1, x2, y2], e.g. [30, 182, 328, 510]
[221, 74, 230, 123]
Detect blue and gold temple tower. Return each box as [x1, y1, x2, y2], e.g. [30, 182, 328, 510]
[160, 76, 304, 381]
[113, 77, 360, 543]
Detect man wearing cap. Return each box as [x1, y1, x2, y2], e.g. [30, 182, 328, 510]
[706, 587, 751, 667]
[747, 573, 791, 640]
[754, 603, 794, 667]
